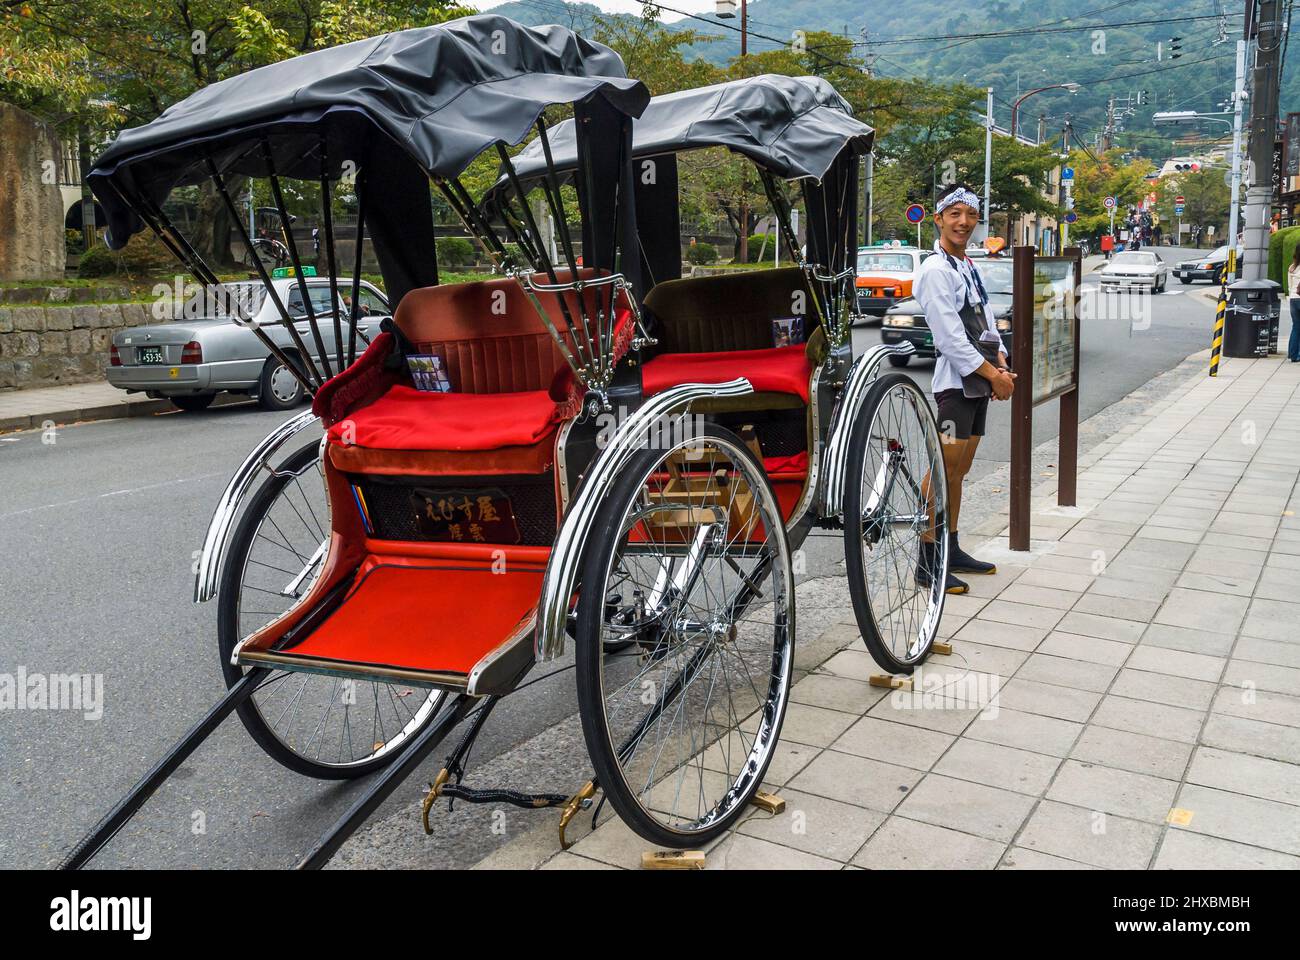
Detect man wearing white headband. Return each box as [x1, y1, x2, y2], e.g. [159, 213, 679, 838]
[912, 183, 1016, 595]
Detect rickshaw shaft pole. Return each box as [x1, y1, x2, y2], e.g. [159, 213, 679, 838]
[59, 667, 270, 870]
[296, 694, 475, 870]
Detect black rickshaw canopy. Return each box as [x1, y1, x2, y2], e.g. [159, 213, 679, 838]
[84, 14, 649, 394]
[501, 74, 873, 184]
[87, 14, 648, 261]
[491, 74, 872, 326]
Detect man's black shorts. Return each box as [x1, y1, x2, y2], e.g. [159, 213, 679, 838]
[934, 388, 989, 440]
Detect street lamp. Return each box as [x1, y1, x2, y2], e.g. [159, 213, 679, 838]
[1153, 105, 1243, 268]
[715, 1, 746, 57]
[1010, 82, 1080, 142]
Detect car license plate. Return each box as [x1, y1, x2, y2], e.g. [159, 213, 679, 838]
[137, 345, 165, 364]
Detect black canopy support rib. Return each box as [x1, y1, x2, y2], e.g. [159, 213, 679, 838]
[492, 192, 542, 267]
[438, 177, 508, 266]
[132, 196, 223, 289]
[263, 139, 332, 380]
[759, 170, 802, 266]
[319, 137, 345, 375]
[59, 667, 270, 870]
[534, 117, 581, 280]
[206, 159, 322, 393]
[347, 185, 366, 368]
[574, 120, 605, 382]
[496, 143, 593, 375]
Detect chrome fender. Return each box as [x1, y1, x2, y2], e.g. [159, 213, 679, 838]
[194, 409, 321, 602]
[535, 378, 755, 661]
[817, 342, 915, 519]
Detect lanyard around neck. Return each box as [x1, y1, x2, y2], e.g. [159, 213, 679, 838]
[939, 247, 988, 308]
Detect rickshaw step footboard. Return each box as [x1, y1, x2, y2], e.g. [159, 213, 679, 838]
[59, 667, 270, 870]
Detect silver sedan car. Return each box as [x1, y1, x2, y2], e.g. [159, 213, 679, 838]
[1098, 250, 1169, 293]
[107, 277, 390, 411]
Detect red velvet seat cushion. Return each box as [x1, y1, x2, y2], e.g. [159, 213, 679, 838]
[326, 385, 562, 452]
[641, 344, 813, 403]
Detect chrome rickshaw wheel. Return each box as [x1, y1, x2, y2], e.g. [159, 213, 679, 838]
[575, 423, 794, 847]
[843, 373, 949, 675]
[216, 440, 446, 779]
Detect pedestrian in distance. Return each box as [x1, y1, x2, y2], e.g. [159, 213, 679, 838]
[1101, 232, 1114, 260]
[1287, 245, 1300, 363]
[913, 183, 1014, 595]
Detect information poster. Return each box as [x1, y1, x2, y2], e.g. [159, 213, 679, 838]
[1031, 258, 1077, 404]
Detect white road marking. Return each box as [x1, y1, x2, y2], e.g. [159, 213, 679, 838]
[0, 471, 226, 521]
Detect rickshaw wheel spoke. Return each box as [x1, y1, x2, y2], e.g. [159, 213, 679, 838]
[575, 425, 794, 847]
[844, 373, 949, 675]
[217, 440, 446, 779]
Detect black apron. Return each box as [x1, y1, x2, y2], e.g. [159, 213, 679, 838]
[937, 250, 1000, 399]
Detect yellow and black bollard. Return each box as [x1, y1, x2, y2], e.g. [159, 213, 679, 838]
[1210, 295, 1226, 377]
[1209, 249, 1236, 378]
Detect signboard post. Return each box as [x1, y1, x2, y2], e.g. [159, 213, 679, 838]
[1009, 244, 1082, 550]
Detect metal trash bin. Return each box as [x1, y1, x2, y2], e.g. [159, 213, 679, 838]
[1267, 283, 1282, 354]
[1224, 280, 1281, 359]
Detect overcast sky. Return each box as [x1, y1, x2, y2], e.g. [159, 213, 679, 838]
[463, 1, 718, 21]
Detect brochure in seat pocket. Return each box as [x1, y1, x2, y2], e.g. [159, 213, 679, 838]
[771, 316, 804, 348]
[407, 353, 452, 392]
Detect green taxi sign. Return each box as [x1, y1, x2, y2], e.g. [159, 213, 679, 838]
[271, 265, 317, 279]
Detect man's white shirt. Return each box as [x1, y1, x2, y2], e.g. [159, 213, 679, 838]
[913, 243, 1003, 394]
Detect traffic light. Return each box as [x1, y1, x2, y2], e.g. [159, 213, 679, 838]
[1169, 36, 1182, 60]
[1138, 90, 1150, 106]
[1173, 161, 1201, 172]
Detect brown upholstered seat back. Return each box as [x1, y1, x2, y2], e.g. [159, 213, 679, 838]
[643, 267, 817, 355]
[393, 271, 617, 394]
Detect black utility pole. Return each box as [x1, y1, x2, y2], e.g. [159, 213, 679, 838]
[1243, 0, 1284, 280]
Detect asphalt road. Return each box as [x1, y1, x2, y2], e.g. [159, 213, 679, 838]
[0, 246, 1221, 869]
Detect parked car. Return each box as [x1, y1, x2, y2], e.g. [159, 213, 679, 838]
[107, 275, 390, 411]
[878, 256, 1014, 365]
[1174, 244, 1242, 285]
[1098, 250, 1169, 292]
[854, 245, 932, 321]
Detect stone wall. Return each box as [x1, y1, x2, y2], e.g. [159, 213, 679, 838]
[0, 286, 149, 391]
[0, 102, 68, 281]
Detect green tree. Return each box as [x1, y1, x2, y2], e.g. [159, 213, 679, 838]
[13, 0, 471, 266]
[1067, 149, 1157, 243]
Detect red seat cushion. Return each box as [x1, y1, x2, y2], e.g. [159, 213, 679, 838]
[641, 344, 813, 403]
[326, 385, 562, 452]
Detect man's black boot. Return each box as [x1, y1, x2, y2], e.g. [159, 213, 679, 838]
[949, 532, 996, 575]
[916, 539, 969, 595]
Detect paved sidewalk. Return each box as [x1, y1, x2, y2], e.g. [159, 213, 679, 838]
[502, 353, 1300, 870]
[0, 381, 246, 432]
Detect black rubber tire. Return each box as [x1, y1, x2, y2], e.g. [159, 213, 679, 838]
[887, 354, 911, 368]
[216, 441, 440, 779]
[257, 354, 306, 411]
[170, 393, 216, 412]
[574, 423, 793, 848]
[843, 373, 947, 675]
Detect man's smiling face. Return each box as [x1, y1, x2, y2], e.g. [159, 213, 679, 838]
[936, 202, 979, 251]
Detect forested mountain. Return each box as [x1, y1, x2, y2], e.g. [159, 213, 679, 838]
[488, 0, 1289, 159]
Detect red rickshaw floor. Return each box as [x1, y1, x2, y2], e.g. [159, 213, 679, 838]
[267, 546, 547, 677]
